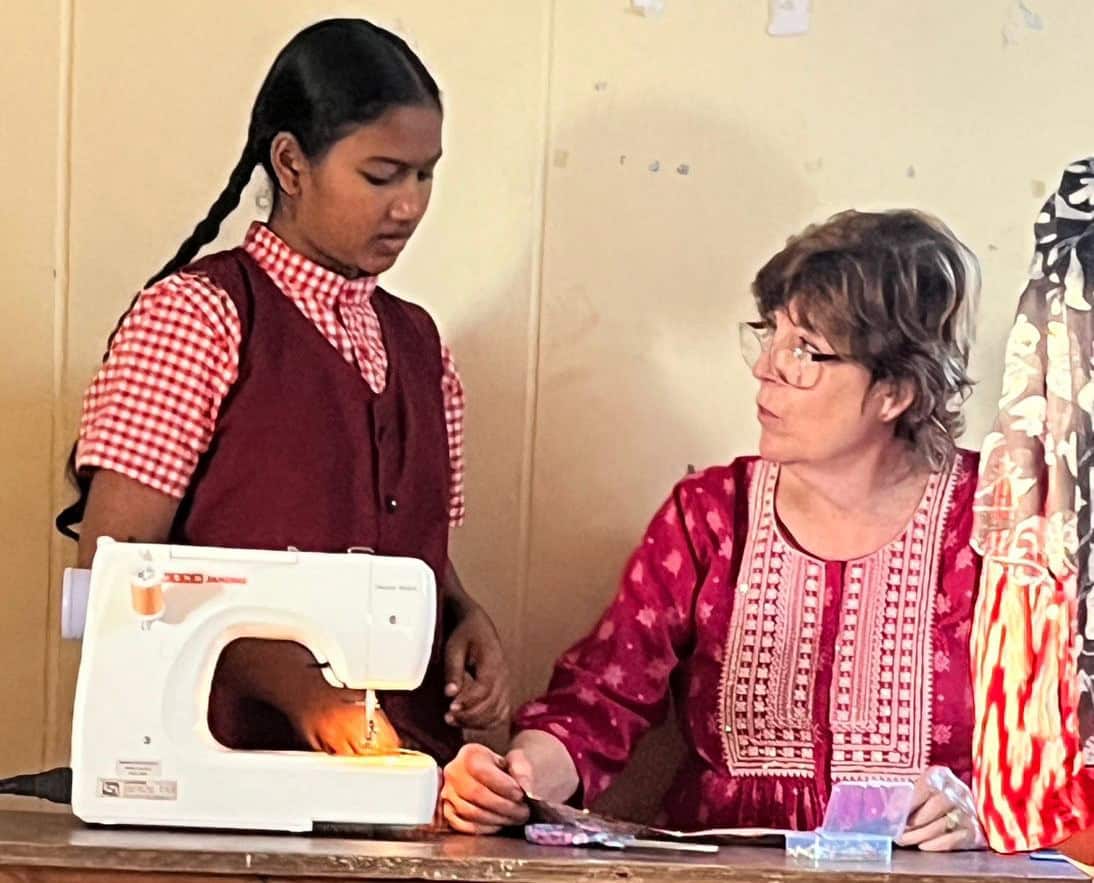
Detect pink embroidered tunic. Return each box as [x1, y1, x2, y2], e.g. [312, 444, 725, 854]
[515, 452, 981, 831]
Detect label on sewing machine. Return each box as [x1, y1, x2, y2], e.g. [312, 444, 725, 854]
[116, 761, 161, 779]
[98, 777, 177, 800]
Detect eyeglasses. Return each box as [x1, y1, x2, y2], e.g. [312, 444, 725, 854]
[738, 321, 843, 390]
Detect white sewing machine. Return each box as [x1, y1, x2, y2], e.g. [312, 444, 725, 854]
[66, 538, 440, 831]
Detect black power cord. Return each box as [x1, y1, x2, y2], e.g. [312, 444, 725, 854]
[0, 767, 72, 804]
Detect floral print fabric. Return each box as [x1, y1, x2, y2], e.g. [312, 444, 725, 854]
[972, 158, 1094, 851]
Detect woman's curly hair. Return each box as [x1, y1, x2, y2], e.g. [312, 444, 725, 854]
[753, 209, 980, 471]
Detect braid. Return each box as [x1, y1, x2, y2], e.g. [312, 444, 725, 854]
[91, 142, 258, 363]
[56, 141, 259, 541]
[146, 141, 259, 287]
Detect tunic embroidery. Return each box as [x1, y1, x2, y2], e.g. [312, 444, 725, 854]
[720, 459, 961, 779]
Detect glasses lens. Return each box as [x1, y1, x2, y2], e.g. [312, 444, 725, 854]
[739, 323, 762, 369]
[797, 359, 822, 389]
[773, 349, 821, 389]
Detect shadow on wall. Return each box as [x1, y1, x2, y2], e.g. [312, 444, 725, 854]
[510, 98, 815, 823]
[442, 234, 539, 755]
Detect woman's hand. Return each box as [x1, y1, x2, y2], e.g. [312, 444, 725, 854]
[896, 766, 986, 852]
[440, 743, 533, 834]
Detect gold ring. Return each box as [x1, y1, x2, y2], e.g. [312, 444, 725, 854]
[944, 809, 962, 833]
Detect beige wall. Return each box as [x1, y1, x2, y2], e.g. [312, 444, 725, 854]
[0, 0, 65, 806]
[3, 0, 1093, 817]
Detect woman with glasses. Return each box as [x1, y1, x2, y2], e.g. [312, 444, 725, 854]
[441, 210, 985, 850]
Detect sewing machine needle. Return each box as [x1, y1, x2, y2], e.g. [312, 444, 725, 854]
[364, 689, 377, 748]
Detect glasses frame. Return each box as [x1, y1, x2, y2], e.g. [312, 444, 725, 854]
[739, 320, 843, 390]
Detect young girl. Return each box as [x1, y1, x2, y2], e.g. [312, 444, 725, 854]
[57, 18, 507, 763]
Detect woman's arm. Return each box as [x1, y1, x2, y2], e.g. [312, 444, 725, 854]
[443, 478, 721, 832]
[440, 731, 578, 834]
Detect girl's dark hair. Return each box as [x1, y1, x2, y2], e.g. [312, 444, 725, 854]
[57, 18, 441, 539]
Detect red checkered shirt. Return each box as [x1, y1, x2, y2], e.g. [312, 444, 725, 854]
[77, 222, 465, 525]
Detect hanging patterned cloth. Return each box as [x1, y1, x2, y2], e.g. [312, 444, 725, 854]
[972, 158, 1094, 851]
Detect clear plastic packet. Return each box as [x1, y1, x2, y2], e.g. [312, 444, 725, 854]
[785, 780, 915, 866]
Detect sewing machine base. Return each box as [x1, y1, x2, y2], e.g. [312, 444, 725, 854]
[73, 749, 439, 831]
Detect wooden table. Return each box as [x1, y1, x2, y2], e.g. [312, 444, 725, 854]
[0, 811, 1084, 882]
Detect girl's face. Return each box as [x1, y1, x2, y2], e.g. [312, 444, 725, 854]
[273, 103, 443, 277]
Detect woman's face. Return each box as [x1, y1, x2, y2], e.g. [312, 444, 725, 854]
[753, 305, 903, 467]
[276, 103, 443, 277]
